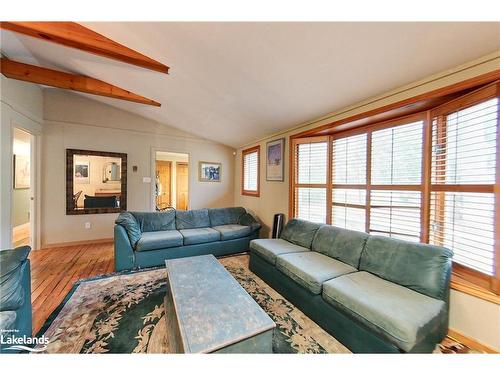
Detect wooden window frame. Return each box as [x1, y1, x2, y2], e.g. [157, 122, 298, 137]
[241, 145, 260, 197]
[289, 80, 500, 295]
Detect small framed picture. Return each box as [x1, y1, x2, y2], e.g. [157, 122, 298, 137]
[199, 161, 222, 182]
[266, 138, 285, 181]
[13, 154, 30, 189]
[74, 161, 90, 184]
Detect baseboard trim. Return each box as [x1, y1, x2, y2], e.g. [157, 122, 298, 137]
[447, 328, 499, 353]
[40, 238, 113, 249]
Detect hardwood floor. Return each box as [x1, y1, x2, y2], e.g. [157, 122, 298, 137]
[29, 242, 114, 334]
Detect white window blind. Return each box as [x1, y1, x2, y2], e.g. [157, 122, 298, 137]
[294, 140, 328, 223]
[243, 150, 259, 192]
[429, 98, 498, 275]
[371, 121, 424, 185]
[331, 134, 367, 231]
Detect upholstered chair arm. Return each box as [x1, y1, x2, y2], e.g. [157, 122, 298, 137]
[114, 225, 136, 271]
[239, 212, 261, 232]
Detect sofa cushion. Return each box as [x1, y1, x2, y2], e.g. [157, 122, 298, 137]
[322, 271, 445, 352]
[280, 219, 322, 249]
[360, 236, 453, 300]
[175, 209, 211, 229]
[115, 212, 142, 247]
[131, 211, 176, 232]
[312, 225, 368, 268]
[213, 224, 252, 241]
[276, 252, 357, 295]
[135, 230, 183, 251]
[0, 311, 17, 331]
[208, 207, 246, 226]
[0, 247, 30, 311]
[250, 239, 309, 265]
[179, 228, 220, 245]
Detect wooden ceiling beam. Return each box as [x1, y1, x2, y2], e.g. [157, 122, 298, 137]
[0, 22, 169, 74]
[1, 58, 161, 107]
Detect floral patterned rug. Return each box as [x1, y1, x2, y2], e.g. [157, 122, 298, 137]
[36, 255, 480, 354]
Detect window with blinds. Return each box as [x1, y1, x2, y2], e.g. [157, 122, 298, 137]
[429, 97, 498, 276]
[331, 134, 367, 231]
[293, 139, 328, 223]
[242, 146, 260, 196]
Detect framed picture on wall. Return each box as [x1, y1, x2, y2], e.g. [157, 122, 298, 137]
[199, 161, 221, 182]
[74, 161, 90, 184]
[266, 138, 285, 181]
[13, 154, 30, 189]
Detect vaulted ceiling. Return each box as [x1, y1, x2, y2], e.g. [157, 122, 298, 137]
[1, 22, 499, 147]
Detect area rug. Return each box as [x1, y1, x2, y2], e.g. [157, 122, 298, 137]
[36, 255, 480, 354]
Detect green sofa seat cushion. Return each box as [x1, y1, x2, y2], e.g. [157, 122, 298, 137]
[208, 207, 246, 226]
[312, 225, 368, 268]
[175, 209, 211, 229]
[250, 239, 309, 265]
[360, 236, 453, 300]
[322, 271, 445, 352]
[213, 224, 251, 241]
[276, 252, 357, 295]
[280, 219, 322, 249]
[135, 230, 183, 251]
[179, 228, 221, 245]
[131, 211, 176, 232]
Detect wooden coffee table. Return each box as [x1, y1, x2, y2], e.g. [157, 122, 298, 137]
[164, 254, 276, 353]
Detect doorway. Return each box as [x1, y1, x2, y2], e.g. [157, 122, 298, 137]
[155, 151, 189, 210]
[12, 128, 33, 248]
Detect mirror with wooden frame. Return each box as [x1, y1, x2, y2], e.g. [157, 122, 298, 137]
[66, 149, 127, 215]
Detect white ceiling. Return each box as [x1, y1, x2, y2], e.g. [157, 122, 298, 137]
[1, 22, 499, 147]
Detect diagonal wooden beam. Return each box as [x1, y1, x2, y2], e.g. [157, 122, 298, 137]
[1, 58, 161, 106]
[0, 22, 169, 74]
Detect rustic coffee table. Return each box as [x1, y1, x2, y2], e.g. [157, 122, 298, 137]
[164, 254, 275, 353]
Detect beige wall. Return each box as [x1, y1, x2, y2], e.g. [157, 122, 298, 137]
[234, 52, 500, 350]
[0, 76, 43, 249]
[42, 90, 235, 245]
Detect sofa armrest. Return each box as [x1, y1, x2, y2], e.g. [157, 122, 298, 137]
[239, 212, 261, 232]
[114, 225, 136, 271]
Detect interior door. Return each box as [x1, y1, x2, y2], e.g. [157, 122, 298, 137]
[156, 161, 172, 209]
[176, 162, 189, 210]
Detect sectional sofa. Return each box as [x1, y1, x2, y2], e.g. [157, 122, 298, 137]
[0, 246, 32, 353]
[249, 219, 453, 353]
[114, 207, 260, 271]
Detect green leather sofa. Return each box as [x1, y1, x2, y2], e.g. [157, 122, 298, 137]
[114, 207, 260, 271]
[0, 246, 32, 354]
[249, 219, 453, 353]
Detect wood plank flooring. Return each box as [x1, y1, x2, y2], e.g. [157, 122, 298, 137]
[29, 242, 114, 334]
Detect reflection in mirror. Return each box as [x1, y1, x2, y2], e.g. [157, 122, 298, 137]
[67, 149, 127, 215]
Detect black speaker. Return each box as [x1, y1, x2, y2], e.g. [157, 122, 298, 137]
[272, 213, 285, 239]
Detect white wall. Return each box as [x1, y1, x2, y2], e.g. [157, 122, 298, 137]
[234, 52, 500, 350]
[42, 89, 235, 246]
[0, 76, 43, 249]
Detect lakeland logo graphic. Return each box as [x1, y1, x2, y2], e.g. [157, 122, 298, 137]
[1, 329, 49, 353]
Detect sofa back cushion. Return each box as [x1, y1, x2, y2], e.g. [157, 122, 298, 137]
[312, 226, 368, 268]
[176, 209, 211, 229]
[280, 219, 322, 249]
[115, 212, 142, 247]
[208, 207, 246, 226]
[360, 236, 453, 300]
[0, 246, 30, 311]
[131, 211, 176, 232]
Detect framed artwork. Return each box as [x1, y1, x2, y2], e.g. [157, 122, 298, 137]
[13, 154, 30, 189]
[199, 161, 221, 182]
[74, 161, 90, 184]
[266, 138, 285, 181]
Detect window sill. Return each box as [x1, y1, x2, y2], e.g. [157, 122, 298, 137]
[451, 274, 500, 305]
